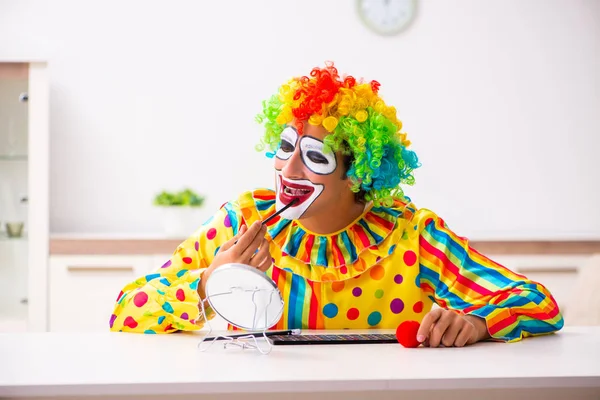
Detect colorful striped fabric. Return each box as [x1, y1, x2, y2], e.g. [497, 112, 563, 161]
[418, 217, 564, 340]
[251, 190, 399, 268]
[110, 189, 563, 342]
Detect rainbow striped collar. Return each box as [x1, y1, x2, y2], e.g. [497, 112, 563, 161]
[238, 189, 412, 271]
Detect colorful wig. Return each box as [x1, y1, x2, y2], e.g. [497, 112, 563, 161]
[255, 62, 420, 207]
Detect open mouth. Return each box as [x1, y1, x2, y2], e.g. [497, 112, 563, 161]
[278, 176, 315, 206]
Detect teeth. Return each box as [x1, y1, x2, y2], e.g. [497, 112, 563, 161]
[283, 186, 310, 196]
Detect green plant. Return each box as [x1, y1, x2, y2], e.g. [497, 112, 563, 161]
[153, 188, 205, 207]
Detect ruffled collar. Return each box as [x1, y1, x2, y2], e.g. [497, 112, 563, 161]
[238, 189, 413, 281]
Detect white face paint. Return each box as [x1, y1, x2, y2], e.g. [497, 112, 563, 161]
[273, 125, 337, 220]
[299, 136, 337, 175]
[275, 171, 324, 220]
[275, 126, 298, 161]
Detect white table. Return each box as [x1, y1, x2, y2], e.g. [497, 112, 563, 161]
[1, 327, 600, 400]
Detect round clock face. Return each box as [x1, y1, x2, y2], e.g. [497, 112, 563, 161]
[357, 0, 417, 36]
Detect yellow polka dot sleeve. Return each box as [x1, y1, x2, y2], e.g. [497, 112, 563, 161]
[109, 204, 241, 333]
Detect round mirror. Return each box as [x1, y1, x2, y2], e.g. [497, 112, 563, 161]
[204, 263, 284, 331]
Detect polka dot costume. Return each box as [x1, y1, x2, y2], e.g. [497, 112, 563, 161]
[109, 189, 563, 342]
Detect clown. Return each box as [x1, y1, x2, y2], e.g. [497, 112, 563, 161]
[110, 62, 563, 347]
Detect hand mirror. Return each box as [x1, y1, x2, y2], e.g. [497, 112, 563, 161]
[204, 263, 284, 331]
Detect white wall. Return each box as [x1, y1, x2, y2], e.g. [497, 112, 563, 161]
[1, 0, 599, 240]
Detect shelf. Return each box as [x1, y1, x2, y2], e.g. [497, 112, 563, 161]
[0, 154, 28, 161]
[0, 233, 27, 241]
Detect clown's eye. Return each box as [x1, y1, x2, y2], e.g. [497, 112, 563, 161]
[306, 151, 328, 164]
[280, 140, 294, 153]
[275, 126, 298, 161]
[299, 136, 337, 175]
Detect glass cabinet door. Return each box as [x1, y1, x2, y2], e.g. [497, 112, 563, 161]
[0, 62, 29, 332]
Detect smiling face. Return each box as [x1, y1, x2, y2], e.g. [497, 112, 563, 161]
[274, 122, 357, 223]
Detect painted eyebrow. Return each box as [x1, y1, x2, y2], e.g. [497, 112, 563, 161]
[300, 135, 335, 154]
[301, 136, 329, 151]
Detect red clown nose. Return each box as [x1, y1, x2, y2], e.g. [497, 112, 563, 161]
[396, 320, 421, 348]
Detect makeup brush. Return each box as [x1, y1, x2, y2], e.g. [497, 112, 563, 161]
[262, 197, 299, 225]
[234, 198, 299, 245]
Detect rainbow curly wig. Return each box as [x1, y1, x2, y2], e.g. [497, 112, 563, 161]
[255, 61, 420, 207]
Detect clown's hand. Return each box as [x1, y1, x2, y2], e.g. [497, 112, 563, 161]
[416, 308, 490, 347]
[200, 222, 271, 294]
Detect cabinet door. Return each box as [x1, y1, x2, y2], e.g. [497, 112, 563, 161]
[49, 255, 152, 332]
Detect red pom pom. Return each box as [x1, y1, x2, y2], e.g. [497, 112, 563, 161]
[396, 320, 421, 348]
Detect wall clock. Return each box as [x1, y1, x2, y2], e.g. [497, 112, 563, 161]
[357, 0, 417, 36]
